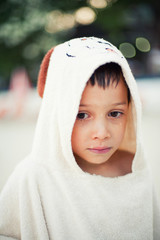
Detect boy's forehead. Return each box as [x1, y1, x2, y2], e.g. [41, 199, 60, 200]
[80, 79, 128, 106]
[87, 74, 126, 88]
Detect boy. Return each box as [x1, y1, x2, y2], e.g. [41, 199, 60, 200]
[71, 62, 133, 178]
[0, 37, 159, 239]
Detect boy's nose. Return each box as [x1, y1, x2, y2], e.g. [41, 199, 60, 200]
[91, 120, 111, 140]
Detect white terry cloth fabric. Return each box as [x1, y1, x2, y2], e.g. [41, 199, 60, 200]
[0, 37, 160, 240]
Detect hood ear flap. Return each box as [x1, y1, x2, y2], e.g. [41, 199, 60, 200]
[37, 47, 54, 98]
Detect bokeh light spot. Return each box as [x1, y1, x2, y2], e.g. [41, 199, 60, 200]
[88, 0, 107, 9]
[119, 42, 136, 58]
[75, 7, 96, 25]
[136, 37, 151, 52]
[45, 10, 75, 33]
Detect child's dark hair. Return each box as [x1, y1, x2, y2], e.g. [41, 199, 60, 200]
[89, 62, 131, 103]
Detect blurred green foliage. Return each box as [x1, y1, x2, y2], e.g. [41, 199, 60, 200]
[0, 0, 159, 89]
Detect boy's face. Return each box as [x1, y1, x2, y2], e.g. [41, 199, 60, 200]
[71, 77, 129, 170]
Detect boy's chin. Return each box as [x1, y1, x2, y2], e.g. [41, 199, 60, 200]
[73, 153, 113, 167]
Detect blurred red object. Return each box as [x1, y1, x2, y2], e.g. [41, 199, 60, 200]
[0, 67, 40, 119]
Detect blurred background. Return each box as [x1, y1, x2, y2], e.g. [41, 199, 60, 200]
[0, 0, 160, 197]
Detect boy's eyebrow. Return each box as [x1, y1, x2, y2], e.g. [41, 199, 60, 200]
[80, 104, 90, 107]
[111, 102, 127, 106]
[80, 102, 127, 107]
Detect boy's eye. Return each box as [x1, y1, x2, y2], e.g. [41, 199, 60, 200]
[109, 111, 123, 118]
[77, 112, 88, 120]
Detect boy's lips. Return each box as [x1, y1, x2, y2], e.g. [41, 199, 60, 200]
[87, 147, 112, 154]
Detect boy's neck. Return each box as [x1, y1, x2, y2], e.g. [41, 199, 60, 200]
[74, 150, 133, 178]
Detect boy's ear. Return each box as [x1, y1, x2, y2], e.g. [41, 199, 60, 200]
[37, 47, 54, 98]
